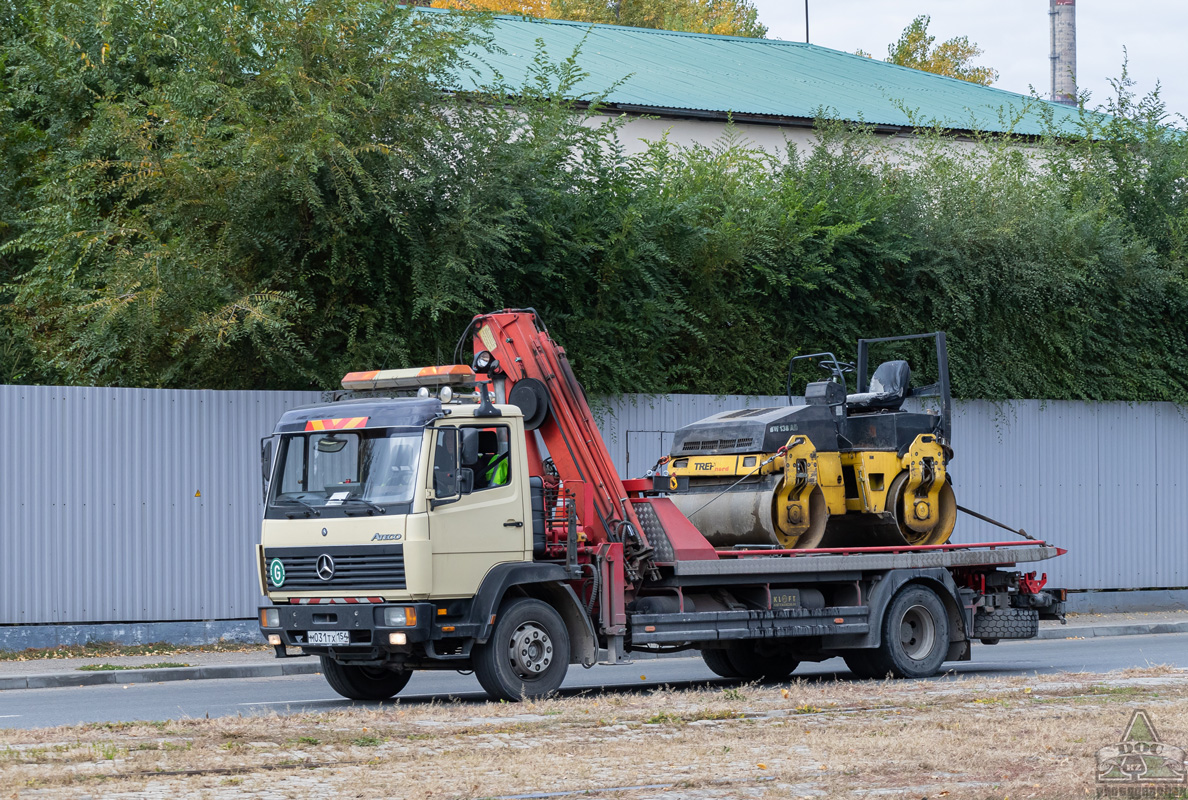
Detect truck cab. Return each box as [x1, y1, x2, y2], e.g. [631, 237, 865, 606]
[257, 375, 590, 701]
[261, 395, 534, 601]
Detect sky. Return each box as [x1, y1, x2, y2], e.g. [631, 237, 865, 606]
[750, 1, 1186, 119]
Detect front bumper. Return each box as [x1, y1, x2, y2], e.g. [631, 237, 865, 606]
[259, 602, 434, 654]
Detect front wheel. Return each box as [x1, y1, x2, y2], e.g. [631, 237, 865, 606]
[320, 657, 412, 701]
[474, 598, 570, 701]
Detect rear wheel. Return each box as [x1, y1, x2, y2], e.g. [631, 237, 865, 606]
[320, 657, 412, 701]
[474, 598, 570, 702]
[861, 584, 951, 679]
[842, 651, 883, 680]
[724, 641, 799, 682]
[701, 647, 743, 678]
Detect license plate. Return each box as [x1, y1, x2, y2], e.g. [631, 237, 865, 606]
[307, 630, 350, 646]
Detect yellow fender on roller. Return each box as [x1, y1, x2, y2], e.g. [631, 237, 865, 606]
[899, 433, 950, 535]
[773, 435, 829, 549]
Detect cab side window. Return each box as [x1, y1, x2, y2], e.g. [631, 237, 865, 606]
[460, 425, 512, 492]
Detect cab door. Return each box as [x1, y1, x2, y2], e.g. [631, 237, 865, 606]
[427, 423, 528, 597]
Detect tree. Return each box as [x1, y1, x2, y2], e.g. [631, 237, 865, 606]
[432, 0, 767, 37]
[431, 0, 550, 15]
[0, 0, 484, 388]
[885, 15, 997, 85]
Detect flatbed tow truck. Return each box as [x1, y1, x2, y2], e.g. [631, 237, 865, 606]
[257, 310, 1065, 701]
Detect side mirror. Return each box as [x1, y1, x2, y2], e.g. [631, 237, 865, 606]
[460, 427, 480, 466]
[260, 436, 275, 502]
[458, 468, 474, 495]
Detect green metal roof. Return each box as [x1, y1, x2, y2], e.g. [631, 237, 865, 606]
[438, 10, 1083, 137]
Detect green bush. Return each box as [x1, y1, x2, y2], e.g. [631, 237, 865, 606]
[2, 1, 1186, 402]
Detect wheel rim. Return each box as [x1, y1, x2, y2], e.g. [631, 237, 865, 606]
[508, 621, 554, 679]
[899, 604, 937, 660]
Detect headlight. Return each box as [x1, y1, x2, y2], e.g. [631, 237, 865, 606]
[260, 608, 280, 628]
[381, 606, 417, 627]
[472, 350, 494, 372]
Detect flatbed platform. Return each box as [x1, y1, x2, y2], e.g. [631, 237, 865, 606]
[675, 541, 1063, 576]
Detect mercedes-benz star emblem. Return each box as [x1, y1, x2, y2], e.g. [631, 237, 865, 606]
[316, 554, 336, 581]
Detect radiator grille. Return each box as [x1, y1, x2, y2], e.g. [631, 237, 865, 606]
[721, 408, 772, 419]
[679, 437, 755, 452]
[264, 545, 405, 591]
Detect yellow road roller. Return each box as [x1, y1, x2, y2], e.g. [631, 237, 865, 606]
[664, 333, 957, 550]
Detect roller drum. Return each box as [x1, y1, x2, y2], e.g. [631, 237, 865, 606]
[667, 476, 784, 548]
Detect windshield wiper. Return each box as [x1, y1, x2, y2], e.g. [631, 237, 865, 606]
[275, 497, 321, 518]
[341, 496, 387, 516]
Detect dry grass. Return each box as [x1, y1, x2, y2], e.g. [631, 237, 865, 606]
[0, 641, 267, 663]
[2, 667, 1187, 799]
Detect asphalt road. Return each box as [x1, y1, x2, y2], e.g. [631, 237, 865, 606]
[2, 633, 1186, 730]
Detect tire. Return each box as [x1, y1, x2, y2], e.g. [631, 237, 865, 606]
[842, 651, 884, 680]
[701, 647, 744, 679]
[862, 584, 951, 679]
[724, 641, 799, 682]
[972, 608, 1038, 640]
[320, 657, 412, 701]
[474, 598, 570, 702]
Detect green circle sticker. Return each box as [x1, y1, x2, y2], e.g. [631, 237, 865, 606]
[269, 558, 285, 588]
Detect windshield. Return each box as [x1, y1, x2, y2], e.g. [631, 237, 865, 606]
[269, 429, 422, 515]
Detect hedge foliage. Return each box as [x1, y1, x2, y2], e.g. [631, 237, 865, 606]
[2, 0, 1187, 401]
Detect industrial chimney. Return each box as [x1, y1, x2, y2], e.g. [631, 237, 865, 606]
[1049, 0, 1076, 105]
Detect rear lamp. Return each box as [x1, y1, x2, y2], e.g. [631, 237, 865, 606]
[260, 608, 280, 628]
[381, 606, 417, 627]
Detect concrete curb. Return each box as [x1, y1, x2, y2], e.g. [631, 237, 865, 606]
[0, 660, 321, 691]
[2, 622, 1187, 691]
[1035, 621, 1188, 640]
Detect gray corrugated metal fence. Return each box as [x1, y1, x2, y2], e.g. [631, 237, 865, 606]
[2, 387, 1184, 627]
[0, 386, 319, 626]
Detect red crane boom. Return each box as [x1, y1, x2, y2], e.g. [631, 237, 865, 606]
[468, 310, 651, 560]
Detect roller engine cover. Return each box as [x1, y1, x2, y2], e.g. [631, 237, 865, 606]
[670, 405, 838, 459]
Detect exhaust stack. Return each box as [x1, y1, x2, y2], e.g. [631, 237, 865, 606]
[1049, 0, 1076, 105]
